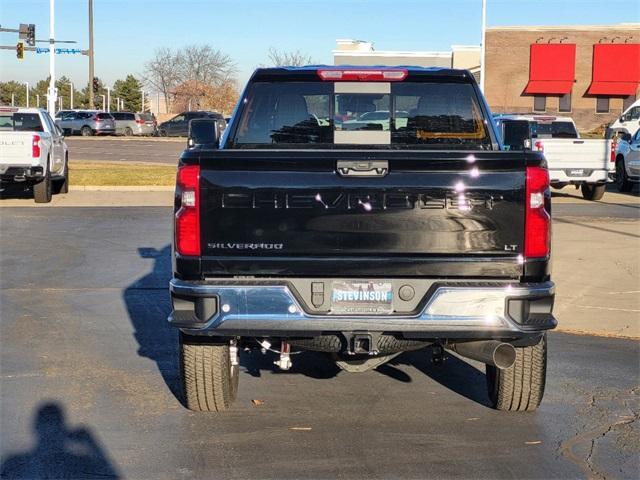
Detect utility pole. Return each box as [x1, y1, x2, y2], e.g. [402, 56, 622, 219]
[480, 0, 487, 93]
[24, 82, 29, 107]
[88, 0, 95, 109]
[48, 0, 57, 113]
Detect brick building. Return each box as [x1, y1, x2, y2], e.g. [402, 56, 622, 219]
[484, 24, 640, 133]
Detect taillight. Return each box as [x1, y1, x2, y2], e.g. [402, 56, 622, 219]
[534, 141, 544, 152]
[32, 135, 40, 158]
[524, 166, 551, 258]
[175, 164, 200, 256]
[610, 140, 617, 163]
[136, 119, 145, 125]
[317, 68, 408, 82]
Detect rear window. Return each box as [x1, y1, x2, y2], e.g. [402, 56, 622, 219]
[230, 81, 491, 149]
[0, 113, 44, 132]
[97, 113, 114, 120]
[532, 121, 577, 138]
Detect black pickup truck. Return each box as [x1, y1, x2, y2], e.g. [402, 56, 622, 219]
[169, 66, 556, 412]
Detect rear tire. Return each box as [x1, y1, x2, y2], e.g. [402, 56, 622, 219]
[616, 158, 633, 192]
[581, 183, 606, 201]
[180, 333, 239, 412]
[486, 334, 547, 411]
[81, 126, 93, 136]
[124, 127, 133, 136]
[33, 160, 52, 203]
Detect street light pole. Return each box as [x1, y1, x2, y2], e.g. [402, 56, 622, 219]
[106, 87, 110, 112]
[48, 0, 57, 113]
[24, 82, 29, 107]
[101, 94, 106, 110]
[480, 0, 487, 93]
[36, 94, 40, 107]
[88, 0, 95, 109]
[69, 81, 74, 109]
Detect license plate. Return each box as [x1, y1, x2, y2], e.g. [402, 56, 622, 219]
[331, 281, 393, 315]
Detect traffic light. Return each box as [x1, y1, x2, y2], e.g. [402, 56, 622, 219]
[26, 24, 36, 46]
[16, 42, 24, 60]
[92, 77, 99, 93]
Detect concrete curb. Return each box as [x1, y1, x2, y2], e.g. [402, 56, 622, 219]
[70, 185, 174, 191]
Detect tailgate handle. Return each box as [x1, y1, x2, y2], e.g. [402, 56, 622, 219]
[337, 160, 388, 177]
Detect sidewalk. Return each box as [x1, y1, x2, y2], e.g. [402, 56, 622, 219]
[0, 189, 173, 207]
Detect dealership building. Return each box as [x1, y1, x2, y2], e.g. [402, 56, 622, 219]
[333, 24, 639, 133]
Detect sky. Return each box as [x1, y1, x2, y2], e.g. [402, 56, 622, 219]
[1, 0, 638, 89]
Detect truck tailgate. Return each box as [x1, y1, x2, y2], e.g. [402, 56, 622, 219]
[196, 150, 530, 277]
[0, 132, 37, 166]
[541, 138, 612, 171]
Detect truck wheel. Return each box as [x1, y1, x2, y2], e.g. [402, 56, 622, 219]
[580, 183, 606, 201]
[54, 155, 69, 194]
[486, 334, 547, 411]
[33, 161, 52, 203]
[616, 159, 632, 192]
[81, 126, 93, 137]
[180, 333, 239, 412]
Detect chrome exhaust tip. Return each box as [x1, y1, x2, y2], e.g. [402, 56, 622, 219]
[447, 340, 517, 370]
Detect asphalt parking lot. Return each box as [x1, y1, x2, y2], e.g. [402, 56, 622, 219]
[66, 137, 185, 164]
[0, 193, 638, 478]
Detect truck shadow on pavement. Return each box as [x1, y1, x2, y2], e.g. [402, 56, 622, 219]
[124, 246, 183, 404]
[123, 245, 491, 408]
[0, 402, 121, 479]
[0, 184, 34, 200]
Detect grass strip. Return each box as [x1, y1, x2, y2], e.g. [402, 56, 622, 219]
[70, 160, 176, 186]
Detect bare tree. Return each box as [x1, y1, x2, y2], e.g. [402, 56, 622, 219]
[143, 47, 182, 112]
[179, 45, 237, 86]
[267, 47, 314, 67]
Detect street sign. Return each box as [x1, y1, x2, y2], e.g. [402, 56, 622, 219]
[35, 47, 83, 54]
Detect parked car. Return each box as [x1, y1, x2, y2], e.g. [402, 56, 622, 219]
[157, 111, 225, 137]
[607, 99, 640, 138]
[0, 107, 68, 203]
[614, 129, 640, 191]
[111, 111, 156, 136]
[55, 110, 115, 136]
[495, 114, 615, 200]
[168, 66, 556, 413]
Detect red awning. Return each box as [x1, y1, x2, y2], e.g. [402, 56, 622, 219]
[524, 44, 576, 95]
[587, 44, 640, 96]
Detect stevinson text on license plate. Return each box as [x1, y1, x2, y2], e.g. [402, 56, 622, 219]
[331, 281, 393, 315]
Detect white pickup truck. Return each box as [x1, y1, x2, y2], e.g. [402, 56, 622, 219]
[0, 107, 69, 203]
[495, 114, 615, 200]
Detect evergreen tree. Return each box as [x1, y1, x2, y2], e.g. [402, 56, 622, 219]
[112, 74, 143, 111]
[0, 81, 27, 106]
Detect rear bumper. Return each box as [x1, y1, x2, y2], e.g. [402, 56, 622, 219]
[0, 165, 44, 182]
[168, 279, 556, 338]
[549, 168, 610, 184]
